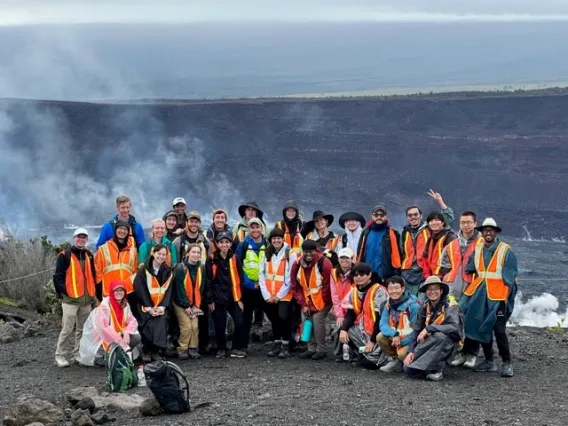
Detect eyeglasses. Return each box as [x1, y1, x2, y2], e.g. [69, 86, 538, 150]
[353, 271, 369, 277]
[372, 212, 386, 218]
[460, 221, 474, 225]
[407, 213, 420, 218]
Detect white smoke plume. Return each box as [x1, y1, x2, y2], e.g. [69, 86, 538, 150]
[509, 292, 568, 328]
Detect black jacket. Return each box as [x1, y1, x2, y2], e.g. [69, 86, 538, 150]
[53, 246, 96, 301]
[205, 251, 244, 305]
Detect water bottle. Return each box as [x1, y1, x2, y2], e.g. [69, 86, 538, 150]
[342, 343, 350, 361]
[137, 365, 146, 387]
[300, 318, 313, 342]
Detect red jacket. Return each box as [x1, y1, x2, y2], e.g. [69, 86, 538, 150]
[291, 252, 333, 313]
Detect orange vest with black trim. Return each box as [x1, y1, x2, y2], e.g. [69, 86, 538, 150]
[387, 303, 413, 339]
[212, 255, 242, 302]
[425, 302, 445, 326]
[464, 241, 510, 301]
[182, 264, 203, 307]
[277, 222, 304, 249]
[442, 237, 482, 284]
[307, 232, 338, 251]
[352, 284, 381, 336]
[423, 233, 449, 278]
[401, 228, 429, 270]
[63, 251, 96, 299]
[95, 239, 138, 296]
[356, 228, 402, 269]
[102, 302, 127, 351]
[265, 255, 292, 301]
[144, 269, 173, 308]
[297, 261, 325, 311]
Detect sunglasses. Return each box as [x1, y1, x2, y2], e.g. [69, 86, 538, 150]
[372, 212, 386, 218]
[353, 271, 369, 277]
[407, 212, 420, 218]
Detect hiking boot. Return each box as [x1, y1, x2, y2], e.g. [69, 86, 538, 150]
[473, 360, 497, 373]
[426, 371, 444, 381]
[178, 351, 190, 361]
[501, 362, 514, 378]
[278, 344, 290, 359]
[230, 349, 247, 358]
[151, 352, 162, 361]
[335, 355, 344, 363]
[267, 342, 282, 357]
[311, 352, 327, 361]
[463, 354, 477, 369]
[380, 358, 402, 373]
[188, 348, 201, 359]
[299, 350, 316, 360]
[450, 353, 466, 367]
[215, 349, 229, 359]
[55, 355, 70, 368]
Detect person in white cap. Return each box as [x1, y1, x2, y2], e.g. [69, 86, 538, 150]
[162, 197, 188, 237]
[53, 228, 97, 367]
[460, 218, 518, 378]
[330, 247, 355, 362]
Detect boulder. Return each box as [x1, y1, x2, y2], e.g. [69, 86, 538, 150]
[91, 393, 146, 411]
[89, 412, 114, 425]
[24, 423, 45, 426]
[70, 409, 94, 426]
[0, 323, 22, 344]
[66, 387, 99, 405]
[139, 398, 163, 417]
[3, 395, 64, 426]
[76, 397, 95, 413]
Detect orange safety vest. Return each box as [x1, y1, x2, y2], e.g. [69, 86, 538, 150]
[401, 228, 429, 270]
[96, 239, 138, 296]
[236, 228, 246, 244]
[332, 270, 352, 312]
[357, 228, 402, 269]
[464, 241, 510, 301]
[423, 234, 448, 277]
[182, 264, 203, 307]
[265, 255, 292, 301]
[297, 261, 325, 311]
[144, 269, 173, 308]
[307, 232, 338, 251]
[387, 303, 413, 339]
[277, 222, 304, 249]
[442, 237, 482, 284]
[101, 302, 127, 351]
[352, 284, 381, 336]
[212, 256, 242, 302]
[63, 251, 96, 299]
[425, 302, 445, 326]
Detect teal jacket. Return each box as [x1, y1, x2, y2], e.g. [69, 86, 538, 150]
[379, 291, 421, 347]
[138, 237, 178, 266]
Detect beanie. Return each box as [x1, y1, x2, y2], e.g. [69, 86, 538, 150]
[301, 240, 318, 251]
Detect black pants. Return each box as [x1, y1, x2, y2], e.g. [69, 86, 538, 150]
[213, 302, 246, 351]
[198, 299, 210, 351]
[289, 298, 303, 337]
[243, 288, 264, 342]
[463, 308, 510, 363]
[263, 301, 291, 342]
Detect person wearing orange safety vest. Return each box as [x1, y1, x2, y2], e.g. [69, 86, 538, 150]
[377, 276, 420, 373]
[206, 231, 247, 359]
[94, 220, 138, 301]
[303, 210, 338, 252]
[460, 218, 518, 378]
[259, 227, 297, 359]
[274, 200, 304, 252]
[438, 211, 482, 303]
[133, 244, 174, 362]
[232, 201, 267, 249]
[330, 247, 355, 362]
[421, 211, 456, 281]
[53, 228, 97, 368]
[356, 204, 402, 281]
[77, 280, 140, 367]
[403, 276, 464, 381]
[338, 263, 389, 369]
[291, 240, 333, 361]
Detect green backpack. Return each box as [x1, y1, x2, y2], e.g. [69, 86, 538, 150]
[106, 342, 138, 392]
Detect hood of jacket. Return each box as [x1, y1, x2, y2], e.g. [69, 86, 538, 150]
[389, 290, 418, 312]
[282, 200, 300, 220]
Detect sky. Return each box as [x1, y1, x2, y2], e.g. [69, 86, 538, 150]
[2, 0, 568, 25]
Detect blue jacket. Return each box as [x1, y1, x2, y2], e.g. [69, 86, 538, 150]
[380, 291, 421, 347]
[364, 227, 386, 276]
[235, 236, 267, 291]
[96, 215, 145, 249]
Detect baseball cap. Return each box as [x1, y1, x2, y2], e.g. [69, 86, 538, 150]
[371, 204, 388, 215]
[187, 211, 201, 222]
[172, 197, 186, 206]
[337, 247, 354, 259]
[73, 228, 89, 237]
[248, 217, 263, 227]
[216, 231, 233, 243]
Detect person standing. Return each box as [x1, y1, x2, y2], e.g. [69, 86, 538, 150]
[460, 218, 518, 378]
[274, 200, 304, 252]
[96, 195, 145, 249]
[421, 211, 457, 281]
[163, 197, 188, 238]
[53, 228, 97, 368]
[335, 212, 366, 254]
[173, 211, 211, 265]
[303, 211, 338, 251]
[233, 201, 266, 247]
[138, 219, 178, 266]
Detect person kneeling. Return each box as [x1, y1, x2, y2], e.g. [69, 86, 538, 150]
[403, 276, 464, 381]
[377, 276, 420, 373]
[338, 263, 388, 369]
[78, 281, 140, 367]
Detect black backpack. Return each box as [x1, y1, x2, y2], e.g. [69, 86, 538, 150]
[144, 361, 190, 414]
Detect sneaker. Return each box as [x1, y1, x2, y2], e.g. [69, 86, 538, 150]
[501, 362, 514, 378]
[464, 354, 477, 369]
[426, 371, 444, 381]
[230, 349, 247, 358]
[380, 358, 402, 373]
[278, 344, 290, 359]
[299, 350, 316, 360]
[178, 351, 190, 361]
[311, 352, 327, 361]
[473, 360, 497, 373]
[141, 353, 152, 363]
[55, 355, 70, 368]
[215, 349, 229, 359]
[450, 353, 466, 367]
[267, 342, 282, 357]
[188, 348, 201, 359]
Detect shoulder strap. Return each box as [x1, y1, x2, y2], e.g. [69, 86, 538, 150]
[316, 256, 325, 273]
[285, 247, 290, 262]
[342, 234, 347, 246]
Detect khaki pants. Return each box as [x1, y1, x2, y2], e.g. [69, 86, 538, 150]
[302, 305, 331, 353]
[55, 302, 92, 358]
[174, 304, 199, 351]
[377, 333, 408, 361]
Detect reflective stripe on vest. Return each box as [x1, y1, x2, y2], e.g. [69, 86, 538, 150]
[465, 241, 510, 301]
[243, 244, 265, 282]
[65, 252, 95, 299]
[266, 256, 291, 301]
[101, 302, 127, 351]
[401, 228, 429, 270]
[298, 262, 325, 311]
[307, 232, 338, 251]
[145, 270, 173, 307]
[183, 265, 203, 307]
[362, 284, 381, 336]
[442, 237, 481, 284]
[229, 256, 242, 302]
[425, 303, 445, 326]
[101, 241, 137, 296]
[279, 222, 303, 249]
[425, 234, 447, 276]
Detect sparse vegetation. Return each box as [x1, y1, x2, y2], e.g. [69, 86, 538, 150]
[546, 322, 566, 334]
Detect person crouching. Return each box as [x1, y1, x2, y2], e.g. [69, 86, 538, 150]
[403, 276, 464, 381]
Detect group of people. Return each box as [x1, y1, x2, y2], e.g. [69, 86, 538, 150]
[53, 190, 518, 381]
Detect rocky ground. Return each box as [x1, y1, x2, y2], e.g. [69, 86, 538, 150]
[1, 312, 568, 426]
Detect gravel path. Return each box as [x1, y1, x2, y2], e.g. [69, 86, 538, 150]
[1, 325, 567, 426]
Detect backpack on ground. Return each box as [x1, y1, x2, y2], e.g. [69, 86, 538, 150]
[106, 342, 138, 392]
[144, 360, 190, 414]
